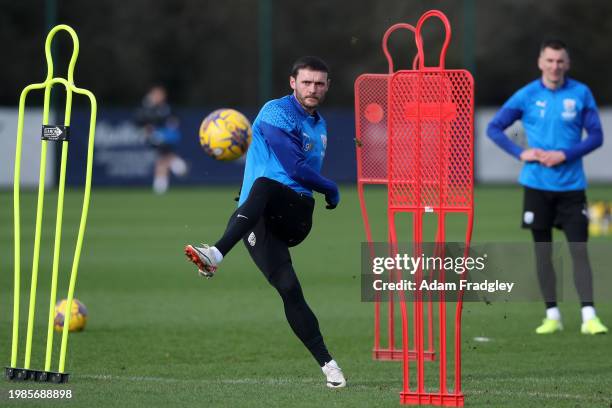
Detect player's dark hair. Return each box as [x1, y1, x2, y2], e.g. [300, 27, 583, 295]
[540, 39, 569, 54]
[290, 56, 330, 78]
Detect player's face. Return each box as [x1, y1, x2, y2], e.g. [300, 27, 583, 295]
[148, 87, 167, 106]
[538, 47, 570, 88]
[290, 68, 330, 113]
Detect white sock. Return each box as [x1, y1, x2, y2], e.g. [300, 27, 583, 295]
[546, 307, 561, 321]
[581, 306, 596, 322]
[211, 246, 223, 264]
[153, 177, 168, 194]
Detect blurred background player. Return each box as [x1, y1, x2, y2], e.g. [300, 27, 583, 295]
[487, 39, 607, 335]
[184, 56, 346, 387]
[135, 85, 188, 194]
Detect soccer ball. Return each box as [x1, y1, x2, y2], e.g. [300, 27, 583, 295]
[199, 108, 252, 161]
[54, 298, 88, 332]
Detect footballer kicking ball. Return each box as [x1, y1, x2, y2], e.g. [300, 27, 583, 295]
[199, 108, 252, 161]
[54, 298, 88, 332]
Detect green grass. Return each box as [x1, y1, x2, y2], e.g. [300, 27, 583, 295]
[0, 185, 611, 407]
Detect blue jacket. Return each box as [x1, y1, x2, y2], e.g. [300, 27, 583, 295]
[487, 78, 603, 191]
[239, 95, 337, 205]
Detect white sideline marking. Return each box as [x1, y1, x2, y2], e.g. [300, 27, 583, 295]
[81, 374, 606, 402]
[81, 374, 319, 385]
[471, 389, 604, 402]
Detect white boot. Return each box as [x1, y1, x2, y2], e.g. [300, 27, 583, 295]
[170, 157, 188, 176]
[153, 177, 168, 194]
[321, 360, 346, 388]
[184, 244, 219, 278]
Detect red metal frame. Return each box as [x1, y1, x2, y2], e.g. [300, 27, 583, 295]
[354, 23, 436, 362]
[386, 10, 474, 406]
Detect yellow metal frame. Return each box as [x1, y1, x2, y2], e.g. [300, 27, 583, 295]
[11, 24, 97, 375]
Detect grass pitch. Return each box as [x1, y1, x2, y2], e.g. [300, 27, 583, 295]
[0, 185, 610, 407]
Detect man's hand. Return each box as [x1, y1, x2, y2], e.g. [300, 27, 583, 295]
[538, 150, 566, 167]
[325, 188, 340, 210]
[520, 148, 543, 162]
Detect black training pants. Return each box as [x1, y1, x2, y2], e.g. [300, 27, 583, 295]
[215, 177, 332, 366]
[531, 224, 594, 307]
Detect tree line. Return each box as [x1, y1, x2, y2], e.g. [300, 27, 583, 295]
[2, 0, 611, 108]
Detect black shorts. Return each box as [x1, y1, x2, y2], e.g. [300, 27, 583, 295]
[154, 143, 175, 155]
[522, 187, 588, 230]
[242, 180, 315, 278]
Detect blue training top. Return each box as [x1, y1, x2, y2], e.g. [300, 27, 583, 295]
[487, 78, 603, 191]
[238, 94, 337, 206]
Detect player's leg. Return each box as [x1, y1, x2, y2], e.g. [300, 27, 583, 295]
[557, 191, 608, 334]
[523, 187, 562, 333]
[243, 219, 346, 387]
[184, 177, 283, 276]
[531, 228, 563, 333]
[153, 150, 171, 194]
[531, 228, 557, 305]
[247, 185, 346, 387]
[246, 221, 331, 364]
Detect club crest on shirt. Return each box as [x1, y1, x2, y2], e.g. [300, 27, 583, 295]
[535, 100, 547, 117]
[561, 98, 577, 120]
[320, 134, 327, 157]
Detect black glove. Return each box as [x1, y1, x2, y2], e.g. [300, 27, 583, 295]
[325, 188, 340, 210]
